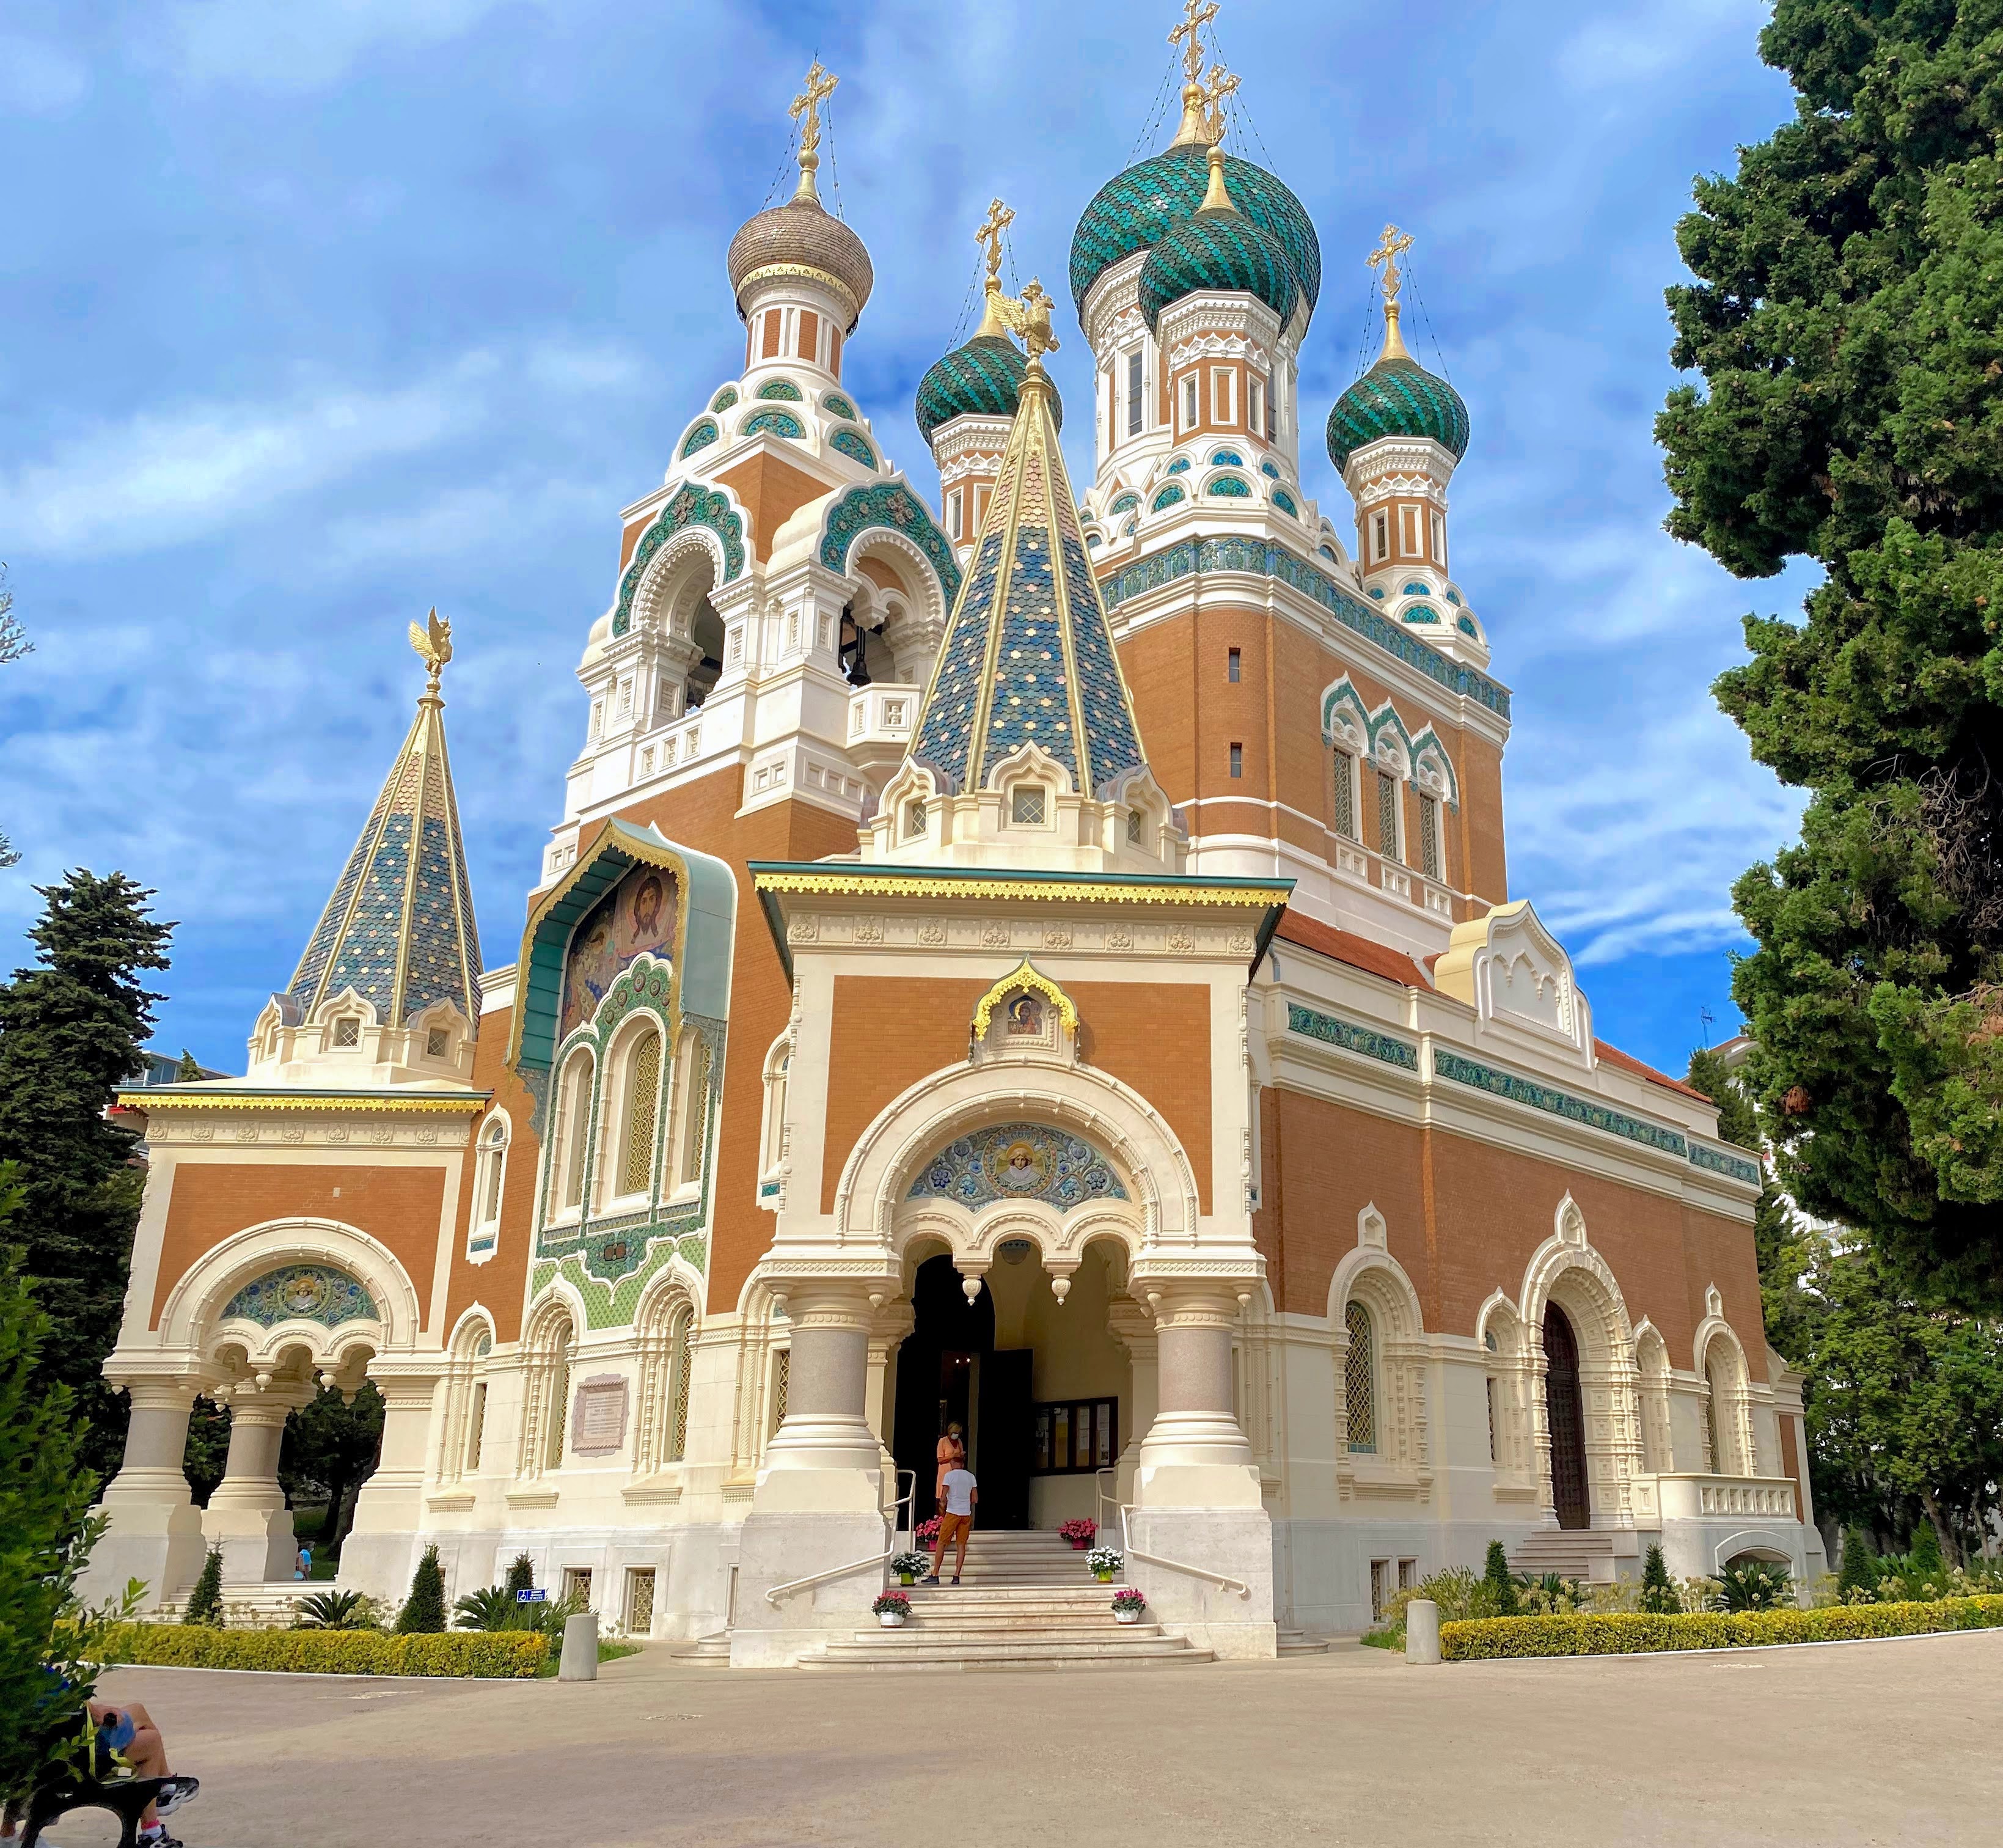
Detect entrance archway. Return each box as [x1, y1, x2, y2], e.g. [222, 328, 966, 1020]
[1543, 1302, 1590, 1530]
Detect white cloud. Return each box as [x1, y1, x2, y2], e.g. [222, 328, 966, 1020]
[158, 0, 552, 92]
[1556, 0, 1768, 90]
[0, 35, 89, 112]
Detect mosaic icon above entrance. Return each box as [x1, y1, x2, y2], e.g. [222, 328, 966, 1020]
[907, 1122, 1127, 1211]
[222, 1264, 379, 1329]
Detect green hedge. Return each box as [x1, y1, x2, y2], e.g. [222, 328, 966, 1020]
[99, 1623, 547, 1678]
[1441, 1594, 2003, 1661]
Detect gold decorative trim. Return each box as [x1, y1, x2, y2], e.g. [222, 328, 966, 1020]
[733, 262, 859, 325]
[754, 871, 1279, 908]
[116, 1090, 488, 1115]
[972, 959, 1078, 1038]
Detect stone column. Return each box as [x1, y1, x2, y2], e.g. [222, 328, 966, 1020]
[1105, 1297, 1159, 1514]
[338, 1367, 445, 1604]
[732, 1278, 893, 1667]
[81, 1379, 209, 1608]
[1127, 1279, 1275, 1660]
[866, 1302, 915, 1519]
[203, 1384, 311, 1585]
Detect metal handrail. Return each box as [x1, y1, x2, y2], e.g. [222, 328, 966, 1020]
[1111, 1487, 1250, 1598]
[764, 1469, 916, 1606]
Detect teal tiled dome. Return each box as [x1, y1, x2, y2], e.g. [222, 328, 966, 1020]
[915, 335, 1062, 445]
[1069, 144, 1320, 317]
[1139, 208, 1298, 333]
[1325, 357, 1470, 472]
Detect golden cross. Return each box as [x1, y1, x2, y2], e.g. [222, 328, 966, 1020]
[1368, 223, 1415, 305]
[1201, 62, 1240, 142]
[975, 198, 1015, 284]
[789, 61, 838, 197]
[1168, 0, 1219, 84]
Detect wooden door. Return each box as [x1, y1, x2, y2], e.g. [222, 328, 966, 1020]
[1543, 1303, 1590, 1530]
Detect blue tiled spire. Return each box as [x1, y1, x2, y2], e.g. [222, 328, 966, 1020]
[286, 666, 482, 1029]
[906, 357, 1147, 798]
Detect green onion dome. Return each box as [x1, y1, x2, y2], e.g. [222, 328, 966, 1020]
[914, 334, 1063, 444]
[1139, 207, 1298, 334]
[1325, 354, 1471, 472]
[1069, 143, 1320, 318]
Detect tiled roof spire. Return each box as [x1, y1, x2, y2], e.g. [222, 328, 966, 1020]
[285, 616, 482, 1029]
[906, 340, 1148, 798]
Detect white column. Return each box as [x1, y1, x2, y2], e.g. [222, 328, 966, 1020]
[203, 1385, 310, 1584]
[338, 1366, 445, 1604]
[81, 1379, 210, 1608]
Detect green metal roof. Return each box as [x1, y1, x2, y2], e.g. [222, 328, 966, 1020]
[1138, 208, 1298, 333]
[1327, 358, 1471, 471]
[915, 335, 1062, 444]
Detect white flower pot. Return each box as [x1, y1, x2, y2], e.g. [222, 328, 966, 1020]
[1115, 1609, 1140, 1624]
[879, 1612, 907, 1628]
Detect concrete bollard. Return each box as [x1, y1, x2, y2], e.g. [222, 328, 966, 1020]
[558, 1611, 599, 1681]
[1405, 1598, 1441, 1665]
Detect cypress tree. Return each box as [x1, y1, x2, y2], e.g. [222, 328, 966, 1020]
[0, 872, 172, 1473]
[1657, 0, 2003, 1312]
[181, 1547, 224, 1627]
[1639, 1544, 1679, 1615]
[174, 1049, 201, 1083]
[503, 1553, 535, 1597]
[1482, 1539, 1519, 1616]
[1905, 1517, 1947, 1590]
[1836, 1523, 1879, 1601]
[396, 1545, 447, 1634]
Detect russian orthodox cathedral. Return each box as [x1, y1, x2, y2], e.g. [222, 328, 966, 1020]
[88, 8, 1820, 1663]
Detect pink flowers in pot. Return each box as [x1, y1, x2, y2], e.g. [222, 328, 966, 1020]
[872, 1590, 912, 1618]
[1058, 1519, 1097, 1549]
[1111, 1588, 1146, 1616]
[915, 1517, 941, 1545]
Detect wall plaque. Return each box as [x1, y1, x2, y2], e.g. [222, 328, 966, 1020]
[570, 1374, 630, 1458]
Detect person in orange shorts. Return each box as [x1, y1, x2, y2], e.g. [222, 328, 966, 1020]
[926, 1464, 978, 1585]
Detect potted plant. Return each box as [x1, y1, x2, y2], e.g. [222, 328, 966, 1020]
[1086, 1546, 1123, 1583]
[1058, 1519, 1097, 1550]
[889, 1551, 930, 1586]
[1111, 1588, 1146, 1625]
[873, 1590, 912, 1629]
[915, 1516, 942, 1549]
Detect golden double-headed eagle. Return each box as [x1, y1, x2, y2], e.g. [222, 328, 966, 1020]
[409, 607, 453, 694]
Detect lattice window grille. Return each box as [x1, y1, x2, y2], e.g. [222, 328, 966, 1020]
[1375, 770, 1401, 860]
[1332, 750, 1356, 840]
[1344, 1300, 1377, 1454]
[621, 1032, 662, 1197]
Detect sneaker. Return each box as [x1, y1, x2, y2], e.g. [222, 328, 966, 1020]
[154, 1778, 200, 1818]
[920, 1574, 940, 1585]
[138, 1832, 183, 1848]
[951, 1575, 961, 1586]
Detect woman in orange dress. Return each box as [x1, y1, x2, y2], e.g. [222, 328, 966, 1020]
[934, 1423, 966, 1516]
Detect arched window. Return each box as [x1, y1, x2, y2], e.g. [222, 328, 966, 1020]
[470, 1115, 508, 1258]
[672, 1030, 711, 1190]
[667, 1305, 694, 1463]
[760, 1033, 790, 1181]
[1703, 1338, 1746, 1475]
[1344, 1300, 1377, 1454]
[544, 1314, 575, 1472]
[553, 1051, 594, 1212]
[613, 1027, 663, 1200]
[465, 1333, 492, 1474]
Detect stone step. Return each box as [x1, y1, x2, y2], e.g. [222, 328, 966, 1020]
[1276, 1629, 1335, 1656]
[153, 1584, 308, 1630]
[886, 1616, 1155, 1637]
[800, 1636, 1210, 1671]
[664, 1632, 733, 1668]
[1511, 1530, 1619, 1581]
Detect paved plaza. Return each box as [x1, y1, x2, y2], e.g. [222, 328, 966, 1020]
[82, 1629, 2003, 1847]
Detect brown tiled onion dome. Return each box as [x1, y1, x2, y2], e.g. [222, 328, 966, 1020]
[725, 196, 874, 332]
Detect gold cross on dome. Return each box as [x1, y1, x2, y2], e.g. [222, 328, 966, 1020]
[788, 61, 838, 198]
[975, 198, 1015, 284]
[1368, 224, 1415, 304]
[1170, 0, 1220, 84]
[1201, 62, 1240, 142]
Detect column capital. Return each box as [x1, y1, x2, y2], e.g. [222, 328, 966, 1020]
[1136, 1276, 1254, 1332]
[763, 1271, 899, 1331]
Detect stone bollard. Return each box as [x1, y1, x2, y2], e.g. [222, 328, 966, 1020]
[1405, 1598, 1441, 1665]
[558, 1611, 599, 1681]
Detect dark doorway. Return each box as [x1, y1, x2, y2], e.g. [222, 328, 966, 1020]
[1543, 1302, 1590, 1530]
[892, 1255, 1032, 1527]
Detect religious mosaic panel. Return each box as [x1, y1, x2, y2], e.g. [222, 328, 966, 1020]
[908, 1123, 1128, 1211]
[561, 864, 678, 1041]
[222, 1264, 379, 1329]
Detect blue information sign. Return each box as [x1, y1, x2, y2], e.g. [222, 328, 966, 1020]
[516, 1588, 547, 1604]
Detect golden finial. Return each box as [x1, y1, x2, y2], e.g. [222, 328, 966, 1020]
[1367, 224, 1416, 362]
[788, 61, 838, 204]
[972, 198, 1016, 339]
[1196, 73, 1235, 211]
[1168, 0, 1221, 145]
[992, 277, 1060, 369]
[408, 607, 453, 700]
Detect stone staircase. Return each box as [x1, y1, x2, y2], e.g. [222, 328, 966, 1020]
[1510, 1529, 1619, 1583]
[795, 1530, 1215, 1672]
[663, 1631, 733, 1668]
[152, 1582, 309, 1629]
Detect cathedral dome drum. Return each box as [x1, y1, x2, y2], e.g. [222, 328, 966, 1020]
[915, 334, 1063, 444]
[726, 195, 875, 331]
[1325, 356, 1471, 472]
[1069, 143, 1321, 319]
[1138, 204, 1298, 332]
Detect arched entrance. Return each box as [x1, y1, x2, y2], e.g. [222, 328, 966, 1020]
[893, 1253, 1010, 1527]
[1543, 1302, 1590, 1530]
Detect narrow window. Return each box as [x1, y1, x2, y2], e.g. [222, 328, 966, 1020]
[616, 678, 632, 717]
[1370, 1559, 1390, 1619]
[1184, 375, 1198, 429]
[1345, 1301, 1377, 1454]
[1373, 513, 1388, 562]
[1226, 647, 1241, 684]
[559, 1056, 591, 1209]
[948, 488, 963, 540]
[1485, 1376, 1498, 1463]
[1229, 742, 1243, 779]
[1402, 505, 1418, 556]
[1375, 770, 1401, 861]
[828, 326, 841, 376]
[904, 798, 927, 838]
[668, 1308, 694, 1462]
[769, 1348, 791, 1436]
[547, 1330, 573, 1469]
[1127, 807, 1144, 845]
[1265, 373, 1277, 439]
[975, 486, 990, 527]
[1331, 750, 1357, 841]
[620, 1031, 662, 1197]
[426, 1025, 449, 1058]
[678, 1035, 710, 1186]
[1127, 350, 1143, 436]
[466, 1381, 488, 1473]
[1011, 785, 1046, 826]
[761, 310, 782, 359]
[332, 1016, 361, 1049]
[1212, 367, 1235, 425]
[1431, 510, 1445, 563]
[588, 700, 603, 741]
[1418, 793, 1442, 880]
[1248, 378, 1264, 438]
[797, 308, 818, 361]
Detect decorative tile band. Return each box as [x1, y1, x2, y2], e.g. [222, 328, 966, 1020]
[1285, 1002, 1419, 1071]
[1690, 1142, 1762, 1186]
[1103, 536, 1510, 719]
[1432, 1049, 1688, 1157]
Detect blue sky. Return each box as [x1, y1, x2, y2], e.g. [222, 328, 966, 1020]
[0, 0, 1813, 1080]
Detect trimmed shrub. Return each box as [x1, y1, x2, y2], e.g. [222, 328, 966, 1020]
[1836, 1525, 1878, 1602]
[503, 1553, 535, 1598]
[1903, 1524, 1948, 1597]
[1441, 1593, 2003, 1661]
[1639, 1545, 1678, 1615]
[1483, 1541, 1519, 1618]
[99, 1622, 546, 1677]
[181, 1547, 224, 1627]
[395, 1546, 447, 1635]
